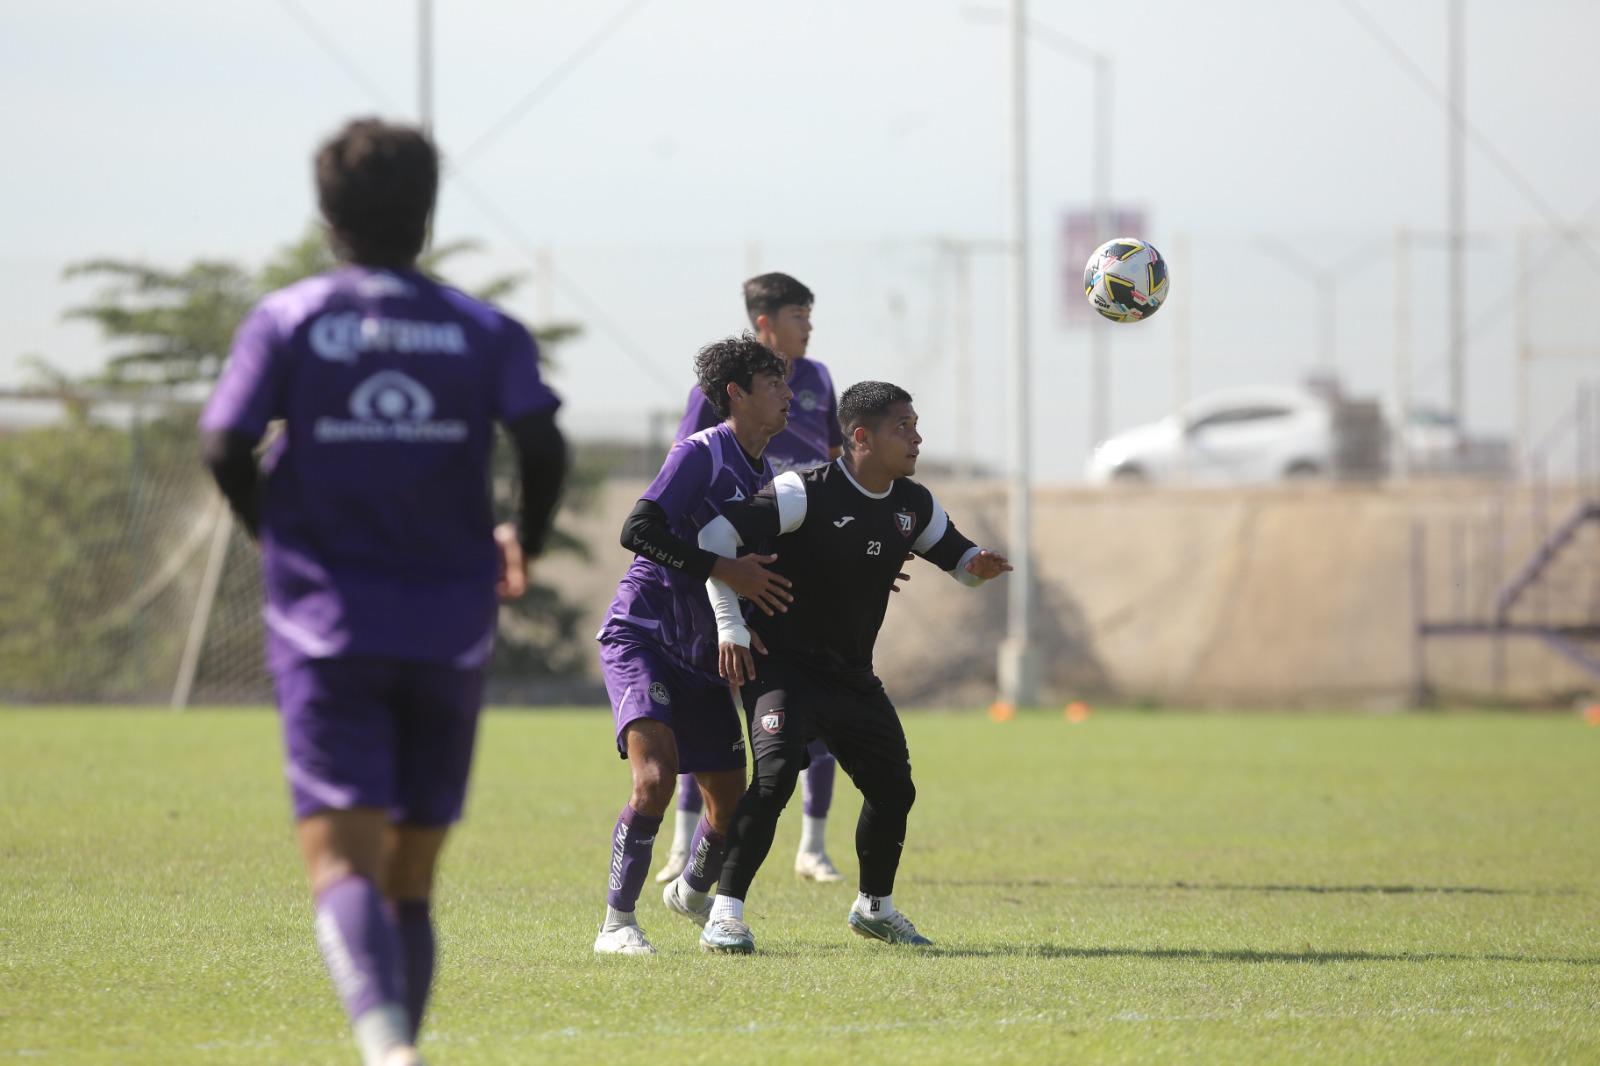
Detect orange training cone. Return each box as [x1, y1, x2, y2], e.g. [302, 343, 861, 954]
[1065, 702, 1091, 723]
[988, 701, 1016, 723]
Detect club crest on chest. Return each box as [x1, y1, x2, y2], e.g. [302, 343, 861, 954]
[894, 510, 915, 537]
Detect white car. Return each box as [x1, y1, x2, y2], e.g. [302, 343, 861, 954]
[1085, 386, 1334, 485]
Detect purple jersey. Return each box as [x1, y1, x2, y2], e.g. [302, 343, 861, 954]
[674, 357, 841, 474]
[200, 265, 560, 667]
[598, 422, 774, 680]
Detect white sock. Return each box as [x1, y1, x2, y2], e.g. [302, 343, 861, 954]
[855, 892, 895, 918]
[671, 810, 696, 854]
[352, 1002, 410, 1066]
[707, 895, 744, 923]
[602, 904, 637, 931]
[798, 815, 827, 856]
[675, 877, 710, 909]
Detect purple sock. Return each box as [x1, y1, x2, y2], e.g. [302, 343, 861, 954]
[682, 817, 727, 894]
[314, 875, 403, 1024]
[803, 747, 837, 818]
[677, 774, 704, 814]
[606, 804, 662, 911]
[393, 899, 434, 1041]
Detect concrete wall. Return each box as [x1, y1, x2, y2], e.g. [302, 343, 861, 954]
[546, 477, 1597, 709]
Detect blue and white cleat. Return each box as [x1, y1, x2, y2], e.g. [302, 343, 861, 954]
[699, 916, 756, 954]
[847, 907, 932, 946]
[662, 878, 712, 927]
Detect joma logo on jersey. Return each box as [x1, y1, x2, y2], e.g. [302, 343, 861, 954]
[894, 511, 915, 537]
[760, 711, 784, 734]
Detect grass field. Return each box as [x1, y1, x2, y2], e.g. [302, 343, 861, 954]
[2, 708, 1598, 1064]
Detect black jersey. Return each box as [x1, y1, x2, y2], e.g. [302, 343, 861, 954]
[718, 459, 978, 676]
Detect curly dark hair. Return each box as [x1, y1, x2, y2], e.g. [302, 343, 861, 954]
[838, 380, 914, 449]
[315, 118, 438, 267]
[743, 272, 814, 324]
[695, 332, 788, 419]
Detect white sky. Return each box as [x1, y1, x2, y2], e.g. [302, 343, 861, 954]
[3, 0, 1598, 480]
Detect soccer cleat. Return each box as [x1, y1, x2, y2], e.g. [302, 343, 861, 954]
[847, 907, 932, 946]
[377, 1049, 425, 1066]
[793, 851, 844, 882]
[662, 878, 712, 927]
[653, 848, 689, 884]
[594, 922, 657, 956]
[699, 916, 756, 954]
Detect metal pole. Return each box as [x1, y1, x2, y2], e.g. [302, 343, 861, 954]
[998, 0, 1038, 707]
[1446, 0, 1466, 429]
[1515, 229, 1530, 477]
[418, 0, 434, 135]
[1173, 232, 1191, 480]
[172, 502, 234, 711]
[952, 243, 976, 476]
[1395, 229, 1412, 477]
[1088, 55, 1112, 453]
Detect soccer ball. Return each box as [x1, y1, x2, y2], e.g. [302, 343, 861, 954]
[1084, 238, 1169, 322]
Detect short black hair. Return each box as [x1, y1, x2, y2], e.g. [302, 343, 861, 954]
[315, 118, 438, 267]
[838, 381, 914, 449]
[695, 332, 788, 419]
[743, 272, 815, 324]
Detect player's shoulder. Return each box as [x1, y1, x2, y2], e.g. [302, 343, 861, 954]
[890, 475, 936, 511]
[796, 356, 836, 393]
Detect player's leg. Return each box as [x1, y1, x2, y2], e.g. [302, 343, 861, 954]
[822, 684, 931, 946]
[794, 740, 842, 882]
[662, 679, 747, 925]
[654, 773, 703, 883]
[702, 668, 808, 953]
[383, 660, 485, 1043]
[596, 636, 681, 954]
[278, 653, 419, 1065]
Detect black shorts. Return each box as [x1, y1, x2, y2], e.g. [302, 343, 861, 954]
[739, 651, 911, 786]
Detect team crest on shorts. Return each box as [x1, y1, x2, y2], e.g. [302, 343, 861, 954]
[648, 682, 670, 706]
[760, 711, 784, 734]
[894, 511, 915, 537]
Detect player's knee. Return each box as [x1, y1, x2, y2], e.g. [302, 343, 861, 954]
[630, 761, 677, 816]
[750, 757, 801, 808]
[866, 772, 915, 816]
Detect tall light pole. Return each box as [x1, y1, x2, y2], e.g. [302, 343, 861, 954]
[998, 0, 1039, 708]
[418, 0, 434, 135]
[1446, 0, 1465, 430]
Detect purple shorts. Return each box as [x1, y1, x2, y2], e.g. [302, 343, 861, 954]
[272, 654, 485, 826]
[598, 636, 746, 774]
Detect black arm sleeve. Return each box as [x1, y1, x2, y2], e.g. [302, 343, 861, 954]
[620, 499, 720, 580]
[918, 516, 978, 572]
[504, 409, 568, 558]
[200, 429, 261, 538]
[723, 485, 784, 547]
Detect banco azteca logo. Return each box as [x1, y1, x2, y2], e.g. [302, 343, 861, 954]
[313, 371, 468, 444]
[351, 371, 434, 422]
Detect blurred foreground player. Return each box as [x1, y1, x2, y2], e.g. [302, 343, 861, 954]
[695, 382, 1011, 953]
[657, 273, 847, 886]
[592, 334, 795, 954]
[200, 118, 566, 1065]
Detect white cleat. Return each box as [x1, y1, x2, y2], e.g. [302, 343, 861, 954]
[794, 851, 844, 882]
[662, 878, 713, 927]
[593, 922, 657, 956]
[654, 848, 690, 884]
[377, 1049, 425, 1066]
